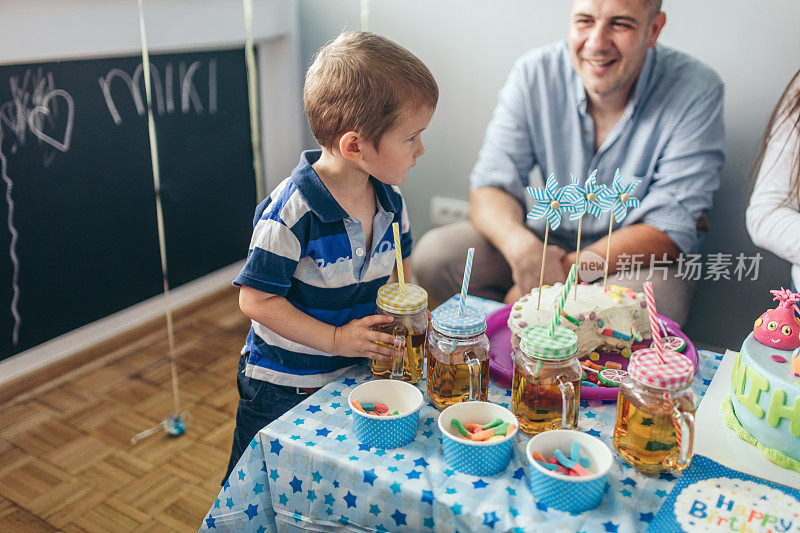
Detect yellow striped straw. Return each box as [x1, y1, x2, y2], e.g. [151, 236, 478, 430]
[392, 222, 406, 292]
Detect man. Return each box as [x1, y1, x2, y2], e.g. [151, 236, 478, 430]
[412, 0, 724, 325]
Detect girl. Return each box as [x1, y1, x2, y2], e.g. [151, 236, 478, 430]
[747, 68, 800, 291]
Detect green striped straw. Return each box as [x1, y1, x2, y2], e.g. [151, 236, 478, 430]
[549, 264, 577, 336]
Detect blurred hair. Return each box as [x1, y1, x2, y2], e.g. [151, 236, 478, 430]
[750, 68, 800, 206]
[303, 31, 438, 150]
[644, 0, 663, 17]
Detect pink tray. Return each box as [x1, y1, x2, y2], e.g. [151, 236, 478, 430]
[486, 303, 698, 401]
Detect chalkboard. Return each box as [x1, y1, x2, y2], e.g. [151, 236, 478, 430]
[0, 48, 257, 360]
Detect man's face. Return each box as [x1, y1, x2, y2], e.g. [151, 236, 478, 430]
[568, 0, 665, 103]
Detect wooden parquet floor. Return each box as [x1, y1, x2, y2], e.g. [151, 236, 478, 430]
[0, 287, 248, 532]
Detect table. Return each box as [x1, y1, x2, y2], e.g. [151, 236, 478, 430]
[201, 350, 722, 532]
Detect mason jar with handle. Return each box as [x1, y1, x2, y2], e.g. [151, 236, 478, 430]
[370, 283, 428, 383]
[612, 347, 696, 475]
[511, 325, 582, 436]
[427, 304, 490, 410]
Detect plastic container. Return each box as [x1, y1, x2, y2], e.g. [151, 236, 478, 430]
[438, 401, 518, 476]
[348, 379, 423, 449]
[526, 430, 613, 513]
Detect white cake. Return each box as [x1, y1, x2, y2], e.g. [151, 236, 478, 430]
[507, 283, 651, 356]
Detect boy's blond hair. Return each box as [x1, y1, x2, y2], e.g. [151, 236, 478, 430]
[303, 31, 438, 150]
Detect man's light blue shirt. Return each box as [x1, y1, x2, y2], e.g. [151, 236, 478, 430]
[470, 41, 725, 254]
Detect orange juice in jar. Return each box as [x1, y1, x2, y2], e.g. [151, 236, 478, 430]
[427, 304, 490, 410]
[370, 283, 428, 383]
[511, 325, 582, 436]
[612, 347, 696, 475]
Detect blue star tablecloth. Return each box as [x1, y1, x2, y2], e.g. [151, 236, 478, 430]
[201, 349, 722, 533]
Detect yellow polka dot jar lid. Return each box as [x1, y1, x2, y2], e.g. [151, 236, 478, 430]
[376, 283, 428, 315]
[520, 325, 578, 360]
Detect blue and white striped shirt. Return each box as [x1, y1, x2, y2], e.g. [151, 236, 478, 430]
[234, 150, 412, 387]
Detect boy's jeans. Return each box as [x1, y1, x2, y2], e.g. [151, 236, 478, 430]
[222, 352, 317, 485]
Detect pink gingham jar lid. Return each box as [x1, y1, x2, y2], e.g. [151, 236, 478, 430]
[628, 347, 695, 389]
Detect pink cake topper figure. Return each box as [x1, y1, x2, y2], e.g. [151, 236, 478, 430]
[753, 288, 800, 351]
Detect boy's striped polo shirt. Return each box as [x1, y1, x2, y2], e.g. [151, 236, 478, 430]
[233, 150, 412, 387]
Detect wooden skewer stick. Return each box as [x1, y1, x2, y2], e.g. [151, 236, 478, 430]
[602, 215, 613, 293]
[574, 215, 583, 300]
[537, 225, 550, 310]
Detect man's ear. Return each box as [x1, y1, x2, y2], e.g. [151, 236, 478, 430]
[646, 11, 666, 48]
[339, 131, 363, 162]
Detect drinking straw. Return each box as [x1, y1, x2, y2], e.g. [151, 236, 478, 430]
[657, 317, 668, 338]
[459, 247, 475, 316]
[392, 222, 405, 292]
[549, 264, 577, 336]
[644, 281, 664, 360]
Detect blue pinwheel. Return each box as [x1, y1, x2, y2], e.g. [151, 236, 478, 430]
[607, 169, 641, 222]
[564, 170, 614, 221]
[526, 173, 576, 230]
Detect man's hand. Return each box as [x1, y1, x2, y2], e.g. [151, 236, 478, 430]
[332, 315, 396, 360]
[504, 238, 567, 303]
[504, 232, 544, 300]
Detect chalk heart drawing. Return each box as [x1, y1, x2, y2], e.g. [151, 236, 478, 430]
[27, 89, 74, 153]
[674, 477, 800, 532]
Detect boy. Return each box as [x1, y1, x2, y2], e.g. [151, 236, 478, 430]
[223, 31, 438, 481]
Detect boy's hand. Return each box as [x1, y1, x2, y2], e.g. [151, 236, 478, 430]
[333, 315, 396, 360]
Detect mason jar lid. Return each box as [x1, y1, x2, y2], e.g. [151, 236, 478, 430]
[628, 347, 695, 389]
[376, 283, 428, 315]
[431, 303, 487, 338]
[519, 325, 578, 360]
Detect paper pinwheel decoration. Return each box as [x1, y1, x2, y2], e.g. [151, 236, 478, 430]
[526, 173, 576, 230]
[607, 169, 641, 222]
[565, 170, 614, 220]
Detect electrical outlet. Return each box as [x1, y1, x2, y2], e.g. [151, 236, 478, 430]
[430, 196, 470, 227]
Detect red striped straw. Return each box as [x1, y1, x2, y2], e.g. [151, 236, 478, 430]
[644, 281, 665, 361]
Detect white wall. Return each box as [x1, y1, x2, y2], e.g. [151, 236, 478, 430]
[2, 0, 304, 194]
[298, 0, 800, 348]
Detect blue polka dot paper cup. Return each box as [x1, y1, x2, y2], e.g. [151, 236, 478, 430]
[438, 401, 518, 476]
[526, 429, 613, 513]
[348, 379, 423, 449]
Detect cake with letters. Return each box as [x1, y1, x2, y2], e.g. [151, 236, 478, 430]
[507, 283, 652, 357]
[723, 288, 800, 472]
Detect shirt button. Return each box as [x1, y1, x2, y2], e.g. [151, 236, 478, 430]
[355, 248, 365, 257]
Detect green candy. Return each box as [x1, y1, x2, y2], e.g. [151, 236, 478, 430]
[482, 418, 504, 430]
[361, 402, 376, 411]
[391, 410, 399, 415]
[451, 419, 469, 437]
[494, 422, 510, 436]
